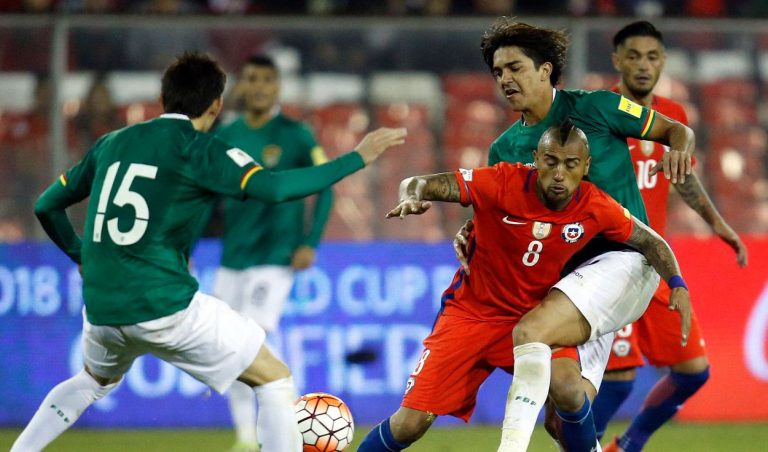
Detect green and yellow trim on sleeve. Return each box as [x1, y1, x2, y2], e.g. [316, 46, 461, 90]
[640, 109, 656, 138]
[240, 165, 264, 190]
[59, 174, 67, 187]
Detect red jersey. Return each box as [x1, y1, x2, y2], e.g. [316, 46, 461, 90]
[442, 163, 634, 322]
[611, 87, 689, 234]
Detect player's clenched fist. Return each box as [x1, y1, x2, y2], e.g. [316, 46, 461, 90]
[355, 127, 407, 164]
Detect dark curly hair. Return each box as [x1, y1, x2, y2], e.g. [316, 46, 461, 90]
[480, 18, 569, 86]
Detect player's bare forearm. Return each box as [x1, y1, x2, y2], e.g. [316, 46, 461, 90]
[624, 217, 681, 282]
[675, 172, 722, 226]
[400, 173, 461, 203]
[646, 113, 694, 183]
[387, 173, 460, 219]
[675, 172, 748, 266]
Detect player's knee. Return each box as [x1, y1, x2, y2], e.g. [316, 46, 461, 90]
[549, 367, 585, 412]
[389, 409, 434, 444]
[512, 318, 542, 345]
[670, 367, 710, 397]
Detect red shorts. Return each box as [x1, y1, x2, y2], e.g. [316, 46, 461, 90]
[606, 281, 707, 371]
[401, 313, 578, 422]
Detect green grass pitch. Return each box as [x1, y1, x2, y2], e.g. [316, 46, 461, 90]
[2, 422, 767, 451]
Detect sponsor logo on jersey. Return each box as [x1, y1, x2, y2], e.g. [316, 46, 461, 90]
[226, 147, 255, 167]
[502, 216, 526, 225]
[261, 144, 282, 168]
[459, 168, 473, 181]
[562, 222, 585, 243]
[532, 221, 552, 239]
[618, 96, 643, 118]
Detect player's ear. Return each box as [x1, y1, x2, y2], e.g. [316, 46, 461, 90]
[584, 155, 591, 176]
[540, 62, 552, 82]
[611, 52, 620, 71]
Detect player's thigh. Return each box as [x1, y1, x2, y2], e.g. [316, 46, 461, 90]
[127, 292, 266, 394]
[637, 284, 707, 368]
[554, 250, 659, 340]
[403, 315, 512, 422]
[213, 267, 246, 311]
[241, 265, 294, 332]
[81, 310, 139, 380]
[515, 289, 591, 346]
[576, 331, 614, 393]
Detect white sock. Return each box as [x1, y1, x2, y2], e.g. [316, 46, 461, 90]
[253, 376, 302, 452]
[229, 381, 259, 445]
[11, 369, 118, 452]
[498, 343, 552, 452]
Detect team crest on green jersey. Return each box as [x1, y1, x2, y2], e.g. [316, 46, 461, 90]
[532, 221, 552, 240]
[261, 144, 282, 168]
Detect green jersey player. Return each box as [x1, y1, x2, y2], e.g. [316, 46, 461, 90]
[13, 52, 406, 452]
[212, 55, 334, 452]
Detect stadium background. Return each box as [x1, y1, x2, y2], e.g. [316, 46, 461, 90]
[1, 0, 768, 448]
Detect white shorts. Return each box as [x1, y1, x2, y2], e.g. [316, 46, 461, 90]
[576, 332, 615, 391]
[213, 266, 294, 333]
[554, 250, 659, 342]
[82, 292, 265, 394]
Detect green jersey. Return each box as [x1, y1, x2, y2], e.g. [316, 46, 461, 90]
[35, 114, 365, 325]
[215, 113, 332, 269]
[489, 89, 657, 224]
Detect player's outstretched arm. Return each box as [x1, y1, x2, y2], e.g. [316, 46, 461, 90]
[34, 182, 84, 264]
[645, 112, 694, 184]
[386, 172, 461, 219]
[624, 217, 691, 346]
[674, 171, 748, 267]
[244, 127, 406, 203]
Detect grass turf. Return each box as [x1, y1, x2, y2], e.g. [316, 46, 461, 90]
[2, 422, 767, 451]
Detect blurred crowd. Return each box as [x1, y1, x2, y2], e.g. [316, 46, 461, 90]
[1, 0, 767, 17]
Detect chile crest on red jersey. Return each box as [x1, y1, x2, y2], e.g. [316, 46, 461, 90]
[562, 222, 585, 243]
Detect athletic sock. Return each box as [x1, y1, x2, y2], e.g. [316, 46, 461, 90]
[619, 368, 709, 452]
[557, 393, 598, 452]
[11, 369, 118, 452]
[358, 418, 412, 451]
[592, 379, 634, 440]
[499, 342, 552, 452]
[253, 376, 302, 452]
[229, 381, 259, 447]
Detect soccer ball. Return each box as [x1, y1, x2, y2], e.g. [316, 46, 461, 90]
[295, 392, 355, 452]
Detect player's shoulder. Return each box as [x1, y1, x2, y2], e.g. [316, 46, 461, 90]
[652, 95, 687, 122]
[563, 88, 621, 104]
[493, 121, 524, 145]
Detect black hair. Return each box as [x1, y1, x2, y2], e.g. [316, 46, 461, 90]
[245, 54, 278, 71]
[613, 21, 664, 50]
[543, 119, 589, 151]
[480, 18, 569, 86]
[161, 51, 226, 118]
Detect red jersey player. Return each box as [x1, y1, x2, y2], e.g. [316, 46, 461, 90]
[594, 22, 748, 452]
[357, 121, 692, 452]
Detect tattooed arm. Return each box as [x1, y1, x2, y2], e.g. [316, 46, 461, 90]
[625, 217, 692, 345]
[386, 173, 461, 219]
[674, 172, 748, 266]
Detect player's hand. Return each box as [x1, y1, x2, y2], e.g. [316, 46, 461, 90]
[713, 220, 748, 267]
[668, 287, 692, 347]
[453, 220, 474, 275]
[386, 197, 432, 219]
[355, 128, 407, 165]
[291, 245, 316, 270]
[650, 148, 692, 184]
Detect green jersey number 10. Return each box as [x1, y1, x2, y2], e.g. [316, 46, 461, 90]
[93, 161, 158, 246]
